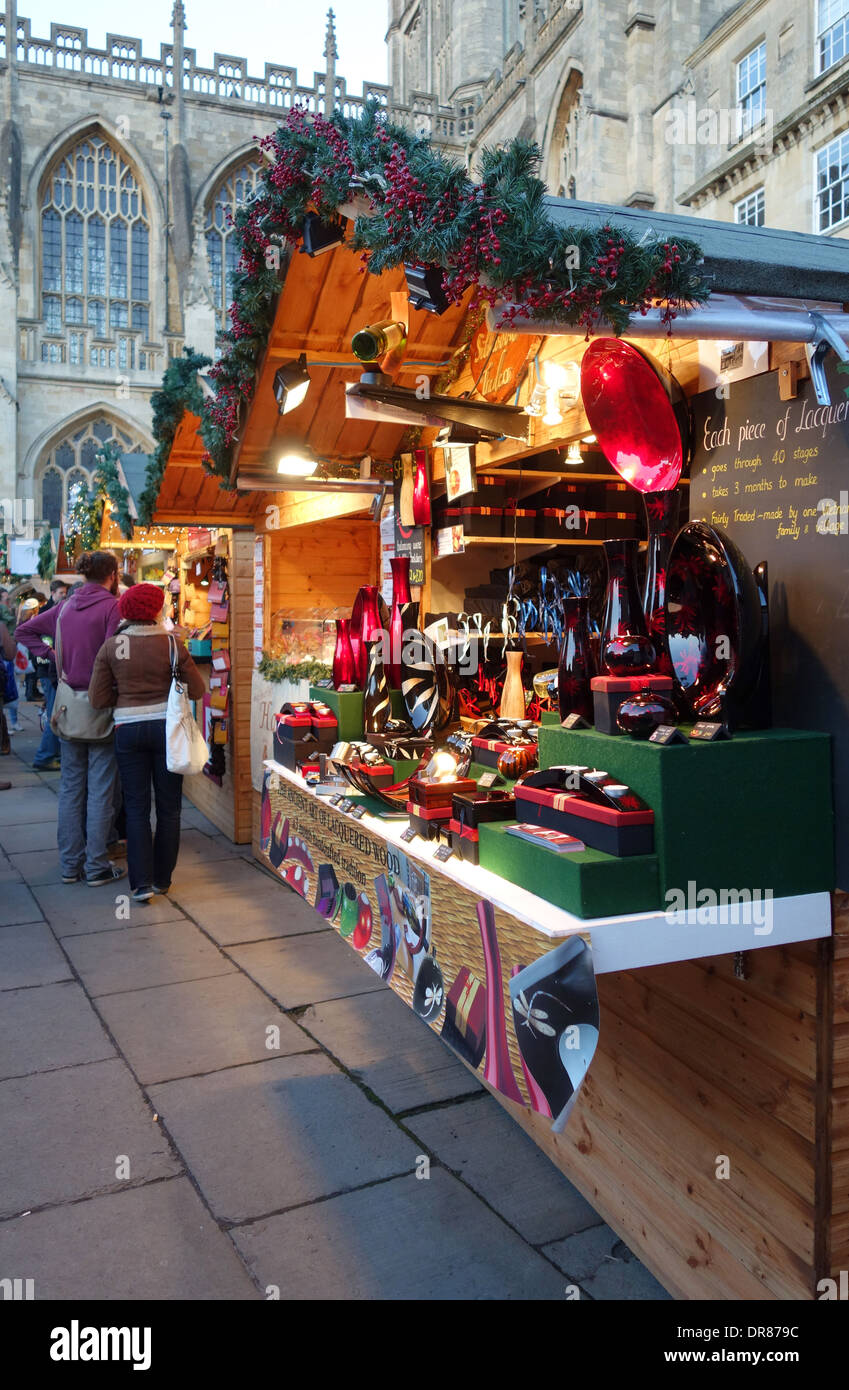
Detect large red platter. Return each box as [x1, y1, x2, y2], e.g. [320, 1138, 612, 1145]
[580, 338, 686, 493]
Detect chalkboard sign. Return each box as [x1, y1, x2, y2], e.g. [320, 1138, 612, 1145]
[689, 358, 849, 883]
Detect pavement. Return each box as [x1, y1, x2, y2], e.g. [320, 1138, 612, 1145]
[0, 702, 670, 1300]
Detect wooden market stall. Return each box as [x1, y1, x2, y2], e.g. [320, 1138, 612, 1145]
[144, 190, 849, 1301]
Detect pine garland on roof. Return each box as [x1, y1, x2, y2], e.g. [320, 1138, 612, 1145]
[139, 348, 213, 526]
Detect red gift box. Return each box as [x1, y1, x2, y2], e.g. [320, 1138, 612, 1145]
[591, 673, 674, 735]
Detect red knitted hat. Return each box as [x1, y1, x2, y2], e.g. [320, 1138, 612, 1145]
[119, 583, 165, 623]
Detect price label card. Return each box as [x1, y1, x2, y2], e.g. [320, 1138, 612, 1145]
[337, 684, 358, 693]
[338, 798, 354, 813]
[433, 844, 454, 862]
[328, 794, 343, 807]
[648, 725, 688, 746]
[350, 804, 367, 820]
[477, 771, 500, 789]
[690, 721, 730, 742]
[561, 713, 590, 730]
[314, 678, 333, 689]
[401, 827, 417, 844]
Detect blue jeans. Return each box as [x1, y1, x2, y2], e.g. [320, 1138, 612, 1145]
[33, 682, 60, 767]
[115, 719, 184, 890]
[58, 736, 120, 879]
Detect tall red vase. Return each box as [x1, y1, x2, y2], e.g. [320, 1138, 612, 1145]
[388, 556, 412, 687]
[350, 584, 384, 689]
[557, 595, 596, 722]
[332, 618, 357, 689]
[412, 447, 432, 525]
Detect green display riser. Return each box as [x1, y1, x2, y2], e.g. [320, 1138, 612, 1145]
[477, 821, 661, 919]
[536, 725, 835, 903]
[309, 685, 406, 743]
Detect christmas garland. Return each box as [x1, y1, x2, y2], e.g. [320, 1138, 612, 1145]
[37, 527, 55, 581]
[258, 653, 332, 685]
[139, 349, 213, 526]
[146, 101, 708, 501]
[65, 480, 103, 553]
[94, 442, 135, 540]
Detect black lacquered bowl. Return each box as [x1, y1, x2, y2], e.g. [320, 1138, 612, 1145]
[666, 521, 766, 720]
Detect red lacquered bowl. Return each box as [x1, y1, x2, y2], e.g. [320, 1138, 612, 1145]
[580, 338, 689, 493]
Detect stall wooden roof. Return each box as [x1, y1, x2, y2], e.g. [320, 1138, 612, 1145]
[230, 242, 471, 482]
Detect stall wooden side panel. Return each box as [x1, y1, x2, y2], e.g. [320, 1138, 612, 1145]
[266, 521, 378, 619]
[829, 893, 849, 1282]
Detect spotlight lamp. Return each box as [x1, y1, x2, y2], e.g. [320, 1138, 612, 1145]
[404, 263, 450, 315]
[273, 355, 311, 415]
[565, 441, 583, 466]
[299, 212, 345, 257]
[276, 450, 318, 478]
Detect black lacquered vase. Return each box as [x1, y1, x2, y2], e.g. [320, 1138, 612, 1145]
[363, 639, 391, 734]
[600, 538, 654, 674]
[400, 601, 440, 733]
[557, 595, 596, 722]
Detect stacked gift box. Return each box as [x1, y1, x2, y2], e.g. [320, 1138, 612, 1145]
[449, 790, 517, 864]
[273, 702, 338, 773]
[406, 773, 477, 841]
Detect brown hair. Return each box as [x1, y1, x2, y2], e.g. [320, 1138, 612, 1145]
[76, 550, 118, 583]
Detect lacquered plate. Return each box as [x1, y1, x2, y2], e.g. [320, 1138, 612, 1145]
[666, 521, 766, 719]
[580, 338, 688, 492]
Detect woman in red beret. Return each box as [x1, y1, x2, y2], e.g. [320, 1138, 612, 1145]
[89, 583, 205, 901]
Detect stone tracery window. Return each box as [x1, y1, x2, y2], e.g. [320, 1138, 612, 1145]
[40, 132, 150, 359]
[36, 417, 146, 527]
[205, 157, 263, 331]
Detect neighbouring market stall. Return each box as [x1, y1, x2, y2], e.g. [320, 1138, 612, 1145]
[139, 106, 849, 1300]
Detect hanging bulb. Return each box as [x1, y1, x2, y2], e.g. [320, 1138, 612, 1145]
[524, 383, 547, 418]
[542, 388, 564, 427]
[566, 441, 583, 465]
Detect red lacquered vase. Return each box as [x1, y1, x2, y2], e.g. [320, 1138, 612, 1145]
[350, 585, 384, 689]
[412, 447, 432, 525]
[557, 595, 596, 722]
[642, 489, 681, 681]
[478, 900, 525, 1104]
[388, 555, 412, 687]
[332, 618, 357, 689]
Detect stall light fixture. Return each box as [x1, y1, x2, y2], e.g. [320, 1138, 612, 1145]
[542, 390, 564, 427]
[277, 450, 318, 477]
[273, 355, 311, 415]
[566, 441, 583, 465]
[404, 262, 450, 315]
[436, 421, 497, 446]
[345, 378, 531, 442]
[524, 383, 548, 418]
[582, 434, 597, 444]
[299, 212, 345, 258]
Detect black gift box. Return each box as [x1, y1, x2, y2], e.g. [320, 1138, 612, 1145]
[591, 674, 675, 735]
[452, 791, 517, 830]
[515, 785, 654, 857]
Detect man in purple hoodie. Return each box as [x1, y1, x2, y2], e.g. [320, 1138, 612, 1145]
[16, 550, 125, 885]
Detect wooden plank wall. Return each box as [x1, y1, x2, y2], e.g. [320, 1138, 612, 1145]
[830, 893, 849, 1281]
[266, 520, 378, 621]
[183, 530, 255, 843]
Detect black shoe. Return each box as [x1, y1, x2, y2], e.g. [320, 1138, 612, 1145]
[132, 886, 155, 902]
[61, 870, 83, 883]
[86, 865, 127, 887]
[152, 884, 170, 895]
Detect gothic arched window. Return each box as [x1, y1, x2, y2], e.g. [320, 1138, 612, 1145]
[205, 157, 263, 331]
[36, 417, 147, 527]
[40, 133, 150, 356]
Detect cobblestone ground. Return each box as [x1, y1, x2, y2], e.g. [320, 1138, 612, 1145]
[0, 703, 669, 1301]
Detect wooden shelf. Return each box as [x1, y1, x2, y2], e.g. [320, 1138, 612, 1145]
[434, 536, 605, 556]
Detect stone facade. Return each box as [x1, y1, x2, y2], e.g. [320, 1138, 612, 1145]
[0, 3, 407, 530]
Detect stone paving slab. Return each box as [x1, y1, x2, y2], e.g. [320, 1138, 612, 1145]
[542, 1224, 671, 1300]
[8, 848, 66, 885]
[0, 820, 62, 854]
[173, 827, 249, 862]
[231, 1169, 568, 1300]
[172, 885, 327, 946]
[0, 980, 115, 1079]
[406, 1094, 603, 1247]
[63, 919, 237, 997]
[168, 857, 280, 895]
[0, 1177, 258, 1301]
[228, 931, 385, 1009]
[300, 990, 482, 1113]
[0, 881, 44, 924]
[0, 921, 72, 990]
[96, 973, 316, 1084]
[0, 787, 58, 825]
[149, 1053, 419, 1223]
[0, 1058, 181, 1218]
[32, 882, 188, 937]
[0, 858, 24, 883]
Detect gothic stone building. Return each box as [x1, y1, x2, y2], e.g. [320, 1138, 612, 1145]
[389, 0, 849, 230]
[0, 4, 403, 529]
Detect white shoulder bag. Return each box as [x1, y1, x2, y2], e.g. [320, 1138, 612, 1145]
[165, 634, 208, 775]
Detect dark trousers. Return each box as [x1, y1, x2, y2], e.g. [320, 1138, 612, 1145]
[115, 719, 183, 890]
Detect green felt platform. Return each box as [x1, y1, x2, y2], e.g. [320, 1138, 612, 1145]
[309, 686, 405, 742]
[477, 821, 660, 919]
[537, 725, 834, 902]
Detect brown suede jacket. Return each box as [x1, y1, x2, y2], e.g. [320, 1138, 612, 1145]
[89, 623, 206, 712]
